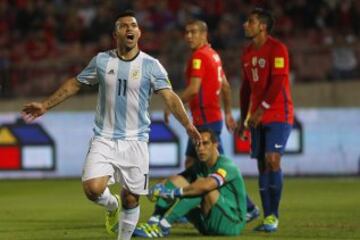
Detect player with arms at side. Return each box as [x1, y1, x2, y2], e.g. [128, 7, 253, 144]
[134, 129, 247, 237]
[165, 20, 259, 222]
[168, 19, 234, 168]
[236, 8, 294, 232]
[21, 10, 201, 240]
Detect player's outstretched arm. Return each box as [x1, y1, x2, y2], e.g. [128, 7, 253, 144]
[22, 77, 82, 122]
[157, 88, 201, 144]
[164, 77, 200, 124]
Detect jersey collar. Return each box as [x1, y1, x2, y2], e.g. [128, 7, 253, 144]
[116, 49, 140, 62]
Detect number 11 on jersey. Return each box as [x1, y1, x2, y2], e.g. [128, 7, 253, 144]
[118, 78, 127, 96]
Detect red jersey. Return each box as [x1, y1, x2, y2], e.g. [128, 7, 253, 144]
[186, 44, 224, 125]
[241, 36, 294, 124]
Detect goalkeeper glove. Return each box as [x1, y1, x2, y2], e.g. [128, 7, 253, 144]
[147, 183, 164, 202]
[148, 183, 183, 200]
[159, 187, 183, 199]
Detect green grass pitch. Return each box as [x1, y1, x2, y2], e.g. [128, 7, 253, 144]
[0, 177, 359, 240]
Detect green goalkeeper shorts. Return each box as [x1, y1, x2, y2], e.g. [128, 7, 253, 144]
[187, 195, 246, 236]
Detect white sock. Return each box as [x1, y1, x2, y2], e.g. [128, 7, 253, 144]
[117, 206, 140, 240]
[95, 188, 118, 212]
[160, 218, 171, 228]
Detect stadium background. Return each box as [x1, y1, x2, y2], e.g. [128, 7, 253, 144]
[1, 0, 359, 175]
[0, 0, 359, 239]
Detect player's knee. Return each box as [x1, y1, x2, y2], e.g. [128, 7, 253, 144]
[168, 175, 189, 188]
[202, 190, 219, 214]
[82, 176, 109, 201]
[83, 183, 105, 201]
[121, 189, 139, 209]
[265, 153, 281, 171]
[203, 190, 220, 206]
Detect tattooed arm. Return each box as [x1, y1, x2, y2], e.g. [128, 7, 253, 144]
[22, 77, 82, 122]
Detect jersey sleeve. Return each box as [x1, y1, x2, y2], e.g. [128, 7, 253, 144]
[151, 60, 172, 91]
[219, 63, 225, 82]
[270, 43, 289, 76]
[189, 52, 206, 79]
[209, 162, 238, 187]
[262, 74, 286, 108]
[76, 56, 98, 85]
[240, 55, 251, 121]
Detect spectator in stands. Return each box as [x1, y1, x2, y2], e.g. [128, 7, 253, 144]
[4, 0, 360, 98]
[329, 32, 359, 80]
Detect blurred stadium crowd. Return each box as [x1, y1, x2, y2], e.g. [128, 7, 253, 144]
[1, 0, 360, 97]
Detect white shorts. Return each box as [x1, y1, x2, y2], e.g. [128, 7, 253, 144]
[82, 136, 149, 195]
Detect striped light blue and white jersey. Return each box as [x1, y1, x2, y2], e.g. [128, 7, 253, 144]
[76, 50, 171, 141]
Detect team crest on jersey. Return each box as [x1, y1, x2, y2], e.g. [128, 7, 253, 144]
[193, 59, 202, 69]
[252, 56, 257, 66]
[274, 57, 285, 68]
[131, 69, 140, 80]
[258, 58, 266, 68]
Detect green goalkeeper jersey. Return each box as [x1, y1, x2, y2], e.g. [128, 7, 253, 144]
[182, 154, 247, 223]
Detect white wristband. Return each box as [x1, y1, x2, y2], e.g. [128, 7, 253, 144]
[261, 101, 270, 109]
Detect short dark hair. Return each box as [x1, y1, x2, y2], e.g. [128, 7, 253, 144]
[115, 10, 137, 30]
[198, 128, 217, 143]
[117, 9, 136, 19]
[251, 8, 274, 33]
[186, 19, 208, 33]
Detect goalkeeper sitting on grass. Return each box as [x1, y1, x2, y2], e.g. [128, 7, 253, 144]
[133, 129, 247, 237]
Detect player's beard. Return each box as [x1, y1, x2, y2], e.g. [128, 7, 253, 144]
[245, 28, 261, 40]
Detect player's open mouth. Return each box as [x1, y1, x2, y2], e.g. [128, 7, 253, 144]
[126, 34, 135, 40]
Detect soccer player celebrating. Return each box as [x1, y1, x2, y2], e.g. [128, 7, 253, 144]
[236, 8, 294, 232]
[134, 129, 247, 237]
[21, 10, 201, 240]
[165, 19, 259, 222]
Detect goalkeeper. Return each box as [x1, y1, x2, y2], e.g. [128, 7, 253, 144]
[133, 129, 247, 237]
